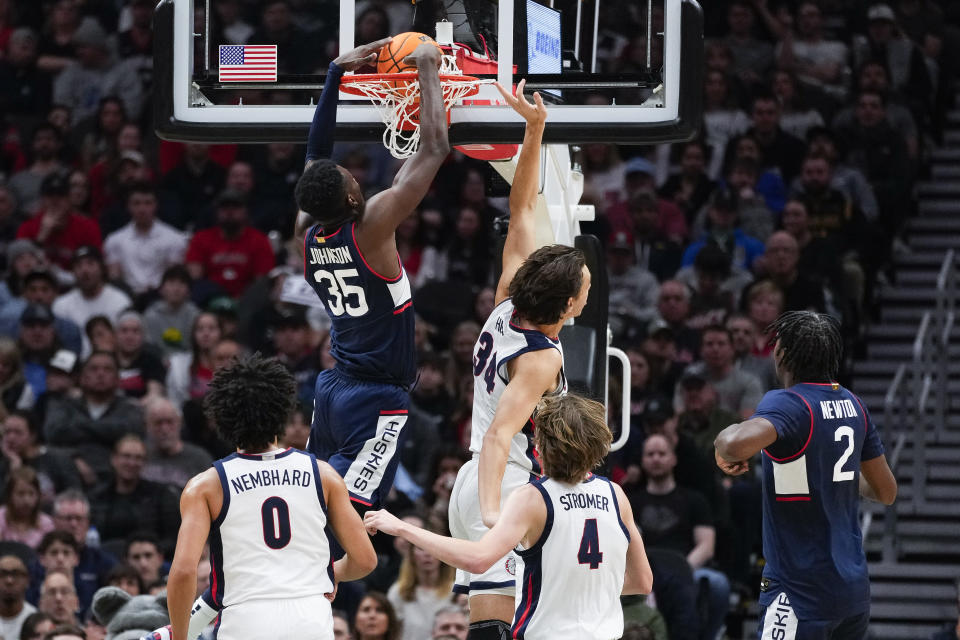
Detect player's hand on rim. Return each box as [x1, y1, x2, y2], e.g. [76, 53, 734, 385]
[495, 79, 547, 126]
[403, 42, 443, 68]
[333, 37, 393, 72]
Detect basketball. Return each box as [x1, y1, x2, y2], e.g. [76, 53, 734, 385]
[377, 32, 443, 75]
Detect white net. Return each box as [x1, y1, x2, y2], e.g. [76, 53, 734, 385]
[341, 56, 492, 159]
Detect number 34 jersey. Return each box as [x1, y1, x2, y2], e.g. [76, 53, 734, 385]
[513, 476, 630, 640]
[304, 222, 416, 387]
[470, 299, 566, 474]
[753, 383, 885, 620]
[208, 449, 333, 609]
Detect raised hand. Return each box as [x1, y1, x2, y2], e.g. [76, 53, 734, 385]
[334, 37, 393, 72]
[402, 42, 443, 69]
[494, 79, 547, 126]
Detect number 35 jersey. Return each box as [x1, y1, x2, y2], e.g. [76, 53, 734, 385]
[470, 299, 566, 474]
[304, 222, 416, 387]
[209, 449, 333, 609]
[752, 383, 885, 620]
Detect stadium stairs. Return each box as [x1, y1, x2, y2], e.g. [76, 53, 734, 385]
[850, 104, 960, 639]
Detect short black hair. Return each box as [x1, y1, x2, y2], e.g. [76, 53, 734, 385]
[204, 353, 297, 450]
[125, 181, 156, 200]
[295, 160, 353, 228]
[124, 531, 162, 557]
[38, 530, 79, 555]
[509, 244, 586, 325]
[161, 264, 192, 286]
[768, 311, 842, 382]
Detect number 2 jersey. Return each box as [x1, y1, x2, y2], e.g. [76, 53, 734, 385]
[304, 222, 416, 387]
[752, 382, 885, 620]
[513, 475, 630, 640]
[208, 449, 333, 609]
[470, 299, 566, 474]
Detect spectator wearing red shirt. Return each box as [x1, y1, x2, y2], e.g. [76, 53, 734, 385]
[185, 189, 273, 298]
[16, 172, 101, 270]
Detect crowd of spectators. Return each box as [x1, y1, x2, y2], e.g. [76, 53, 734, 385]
[0, 0, 957, 638]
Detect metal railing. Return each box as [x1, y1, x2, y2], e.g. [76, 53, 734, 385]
[870, 249, 957, 561]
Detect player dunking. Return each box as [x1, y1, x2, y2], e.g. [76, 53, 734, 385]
[293, 38, 448, 510]
[365, 394, 652, 640]
[714, 311, 897, 640]
[166, 355, 376, 640]
[446, 81, 591, 639]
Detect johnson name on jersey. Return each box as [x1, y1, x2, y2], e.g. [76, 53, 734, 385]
[470, 299, 567, 474]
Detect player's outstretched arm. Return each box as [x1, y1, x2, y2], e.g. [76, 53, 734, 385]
[365, 484, 543, 573]
[859, 455, 897, 505]
[167, 470, 218, 640]
[358, 43, 450, 251]
[714, 417, 778, 475]
[611, 483, 653, 595]
[493, 80, 548, 305]
[294, 38, 393, 240]
[322, 462, 378, 582]
[478, 349, 561, 527]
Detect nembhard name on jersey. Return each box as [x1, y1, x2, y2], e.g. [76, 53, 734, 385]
[818, 399, 858, 420]
[230, 468, 312, 494]
[558, 491, 610, 512]
[308, 246, 353, 266]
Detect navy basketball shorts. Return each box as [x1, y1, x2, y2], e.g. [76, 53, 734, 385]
[757, 591, 869, 640]
[308, 368, 409, 509]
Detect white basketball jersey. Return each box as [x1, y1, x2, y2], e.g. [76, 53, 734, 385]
[209, 449, 333, 608]
[513, 476, 630, 640]
[470, 299, 566, 473]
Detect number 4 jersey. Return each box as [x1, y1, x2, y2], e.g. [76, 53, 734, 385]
[471, 299, 567, 474]
[513, 475, 630, 640]
[304, 222, 416, 387]
[208, 449, 333, 609]
[753, 383, 885, 621]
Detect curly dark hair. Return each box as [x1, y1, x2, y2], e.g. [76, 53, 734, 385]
[203, 354, 297, 450]
[295, 160, 354, 228]
[508, 244, 586, 325]
[768, 311, 843, 383]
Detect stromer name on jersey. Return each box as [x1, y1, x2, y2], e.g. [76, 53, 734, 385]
[229, 468, 312, 494]
[559, 492, 610, 512]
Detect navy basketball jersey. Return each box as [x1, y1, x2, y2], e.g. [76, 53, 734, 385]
[303, 222, 416, 386]
[753, 382, 885, 620]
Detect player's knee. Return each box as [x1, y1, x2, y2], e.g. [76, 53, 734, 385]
[467, 619, 511, 640]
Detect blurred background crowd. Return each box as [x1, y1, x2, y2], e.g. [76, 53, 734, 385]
[0, 0, 958, 638]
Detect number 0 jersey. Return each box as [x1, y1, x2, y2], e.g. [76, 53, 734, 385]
[208, 449, 333, 609]
[513, 476, 630, 640]
[470, 299, 566, 474]
[304, 222, 416, 387]
[753, 383, 885, 620]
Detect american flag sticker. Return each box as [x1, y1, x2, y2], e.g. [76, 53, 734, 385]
[218, 45, 277, 82]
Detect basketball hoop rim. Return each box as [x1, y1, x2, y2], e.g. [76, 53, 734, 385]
[339, 72, 485, 98]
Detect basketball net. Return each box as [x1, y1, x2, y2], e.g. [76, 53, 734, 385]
[340, 55, 492, 159]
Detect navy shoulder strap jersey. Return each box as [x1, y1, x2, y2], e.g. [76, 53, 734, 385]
[753, 382, 885, 620]
[303, 222, 416, 386]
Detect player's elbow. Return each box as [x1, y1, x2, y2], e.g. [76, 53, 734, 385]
[464, 552, 497, 575]
[622, 568, 653, 596]
[875, 480, 898, 506]
[355, 545, 379, 577]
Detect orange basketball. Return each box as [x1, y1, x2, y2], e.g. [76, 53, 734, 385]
[377, 32, 443, 75]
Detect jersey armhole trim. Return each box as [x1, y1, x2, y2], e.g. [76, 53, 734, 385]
[762, 390, 815, 463]
[211, 459, 231, 528]
[496, 343, 562, 386]
[852, 395, 869, 435]
[605, 479, 631, 542]
[516, 479, 554, 558]
[302, 224, 313, 280]
[308, 454, 328, 514]
[350, 222, 403, 282]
